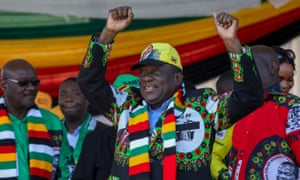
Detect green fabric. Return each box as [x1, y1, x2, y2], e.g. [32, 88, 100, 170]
[39, 108, 64, 179]
[0, 11, 202, 39]
[113, 74, 139, 91]
[58, 114, 96, 180]
[9, 114, 30, 180]
[0, 12, 91, 28]
[39, 108, 64, 131]
[0, 99, 63, 180]
[0, 161, 15, 169]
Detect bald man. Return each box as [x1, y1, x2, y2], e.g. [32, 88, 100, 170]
[0, 59, 63, 180]
[226, 45, 300, 179]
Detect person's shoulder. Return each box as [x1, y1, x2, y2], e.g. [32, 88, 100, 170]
[38, 108, 63, 129]
[85, 126, 116, 146]
[121, 86, 143, 105]
[271, 93, 300, 108]
[286, 93, 300, 100]
[39, 108, 61, 120]
[94, 125, 116, 137]
[286, 93, 300, 107]
[186, 87, 216, 98]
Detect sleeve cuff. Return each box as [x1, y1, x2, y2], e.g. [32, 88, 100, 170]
[228, 46, 253, 82]
[92, 35, 113, 54]
[82, 35, 113, 68]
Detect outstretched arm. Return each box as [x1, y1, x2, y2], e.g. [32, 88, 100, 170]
[213, 12, 241, 54]
[99, 6, 134, 43]
[78, 6, 134, 116]
[213, 12, 263, 126]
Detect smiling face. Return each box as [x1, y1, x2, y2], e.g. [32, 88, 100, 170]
[1, 60, 39, 118]
[278, 62, 294, 93]
[138, 64, 183, 109]
[58, 78, 89, 122]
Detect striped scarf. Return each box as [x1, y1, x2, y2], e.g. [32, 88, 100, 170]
[128, 88, 185, 180]
[0, 101, 54, 180]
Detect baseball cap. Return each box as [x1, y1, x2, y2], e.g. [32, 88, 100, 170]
[113, 74, 139, 91]
[130, 43, 183, 71]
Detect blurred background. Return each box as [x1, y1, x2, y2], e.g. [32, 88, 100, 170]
[0, 0, 299, 106]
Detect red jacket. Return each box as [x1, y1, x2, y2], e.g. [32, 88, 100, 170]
[229, 85, 300, 180]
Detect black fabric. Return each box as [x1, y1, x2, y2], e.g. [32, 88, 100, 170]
[184, 19, 300, 86]
[185, 50, 265, 124]
[227, 53, 264, 122]
[109, 161, 130, 180]
[130, 58, 166, 70]
[177, 167, 212, 180]
[78, 39, 264, 179]
[77, 38, 114, 115]
[72, 126, 116, 180]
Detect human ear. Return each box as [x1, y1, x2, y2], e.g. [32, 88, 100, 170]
[174, 72, 183, 86]
[0, 80, 7, 90]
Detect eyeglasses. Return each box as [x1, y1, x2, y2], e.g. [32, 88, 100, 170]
[6, 78, 40, 87]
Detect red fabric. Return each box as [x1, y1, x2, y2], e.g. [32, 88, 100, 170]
[287, 129, 300, 165]
[128, 121, 149, 133]
[30, 167, 52, 179]
[4, 8, 297, 99]
[28, 130, 51, 140]
[232, 101, 290, 179]
[0, 145, 15, 153]
[129, 162, 151, 175]
[163, 155, 177, 180]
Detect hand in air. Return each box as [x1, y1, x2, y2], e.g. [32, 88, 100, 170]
[213, 12, 239, 40]
[105, 6, 134, 33]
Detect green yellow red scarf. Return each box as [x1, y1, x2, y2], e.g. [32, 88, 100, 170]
[128, 88, 185, 180]
[0, 102, 54, 180]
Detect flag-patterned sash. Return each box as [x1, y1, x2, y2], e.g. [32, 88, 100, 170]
[0, 100, 54, 180]
[128, 88, 185, 180]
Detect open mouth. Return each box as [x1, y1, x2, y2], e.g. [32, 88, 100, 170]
[144, 85, 154, 92]
[61, 105, 78, 111]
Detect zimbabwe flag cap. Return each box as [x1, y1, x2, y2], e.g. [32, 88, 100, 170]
[131, 42, 182, 71]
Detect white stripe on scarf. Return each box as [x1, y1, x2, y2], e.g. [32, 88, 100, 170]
[130, 137, 149, 149]
[0, 169, 17, 178]
[0, 130, 15, 139]
[29, 144, 54, 156]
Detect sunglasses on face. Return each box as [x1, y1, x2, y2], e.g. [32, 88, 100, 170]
[276, 50, 295, 61]
[6, 78, 40, 87]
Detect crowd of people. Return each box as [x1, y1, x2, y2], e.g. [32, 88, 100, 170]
[0, 5, 299, 180]
[210, 45, 299, 180]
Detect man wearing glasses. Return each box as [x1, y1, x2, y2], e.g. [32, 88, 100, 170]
[0, 59, 63, 180]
